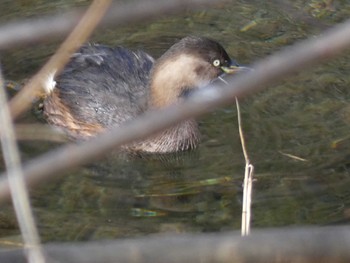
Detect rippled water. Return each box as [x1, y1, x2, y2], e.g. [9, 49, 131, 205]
[0, 0, 350, 243]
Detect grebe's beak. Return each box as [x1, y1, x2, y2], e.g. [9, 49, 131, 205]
[221, 64, 253, 74]
[215, 62, 253, 86]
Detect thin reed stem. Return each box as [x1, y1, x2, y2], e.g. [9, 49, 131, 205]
[217, 77, 254, 237]
[235, 98, 254, 236]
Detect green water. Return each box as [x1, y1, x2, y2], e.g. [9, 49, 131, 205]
[0, 0, 350, 243]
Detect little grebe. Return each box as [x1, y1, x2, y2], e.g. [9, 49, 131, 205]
[43, 36, 244, 153]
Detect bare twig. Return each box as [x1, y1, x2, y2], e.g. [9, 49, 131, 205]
[0, 0, 223, 51]
[278, 151, 308, 162]
[0, 69, 45, 262]
[1, 226, 350, 263]
[0, 19, 350, 202]
[8, 0, 112, 120]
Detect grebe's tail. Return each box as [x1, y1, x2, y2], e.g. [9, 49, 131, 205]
[43, 70, 57, 95]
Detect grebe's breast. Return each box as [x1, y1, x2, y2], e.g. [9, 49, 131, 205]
[53, 44, 154, 130]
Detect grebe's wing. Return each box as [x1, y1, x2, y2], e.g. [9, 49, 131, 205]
[54, 44, 154, 128]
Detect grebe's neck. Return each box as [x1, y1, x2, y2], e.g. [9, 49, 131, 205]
[149, 54, 216, 108]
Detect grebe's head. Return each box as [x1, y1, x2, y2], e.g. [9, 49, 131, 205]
[150, 36, 244, 108]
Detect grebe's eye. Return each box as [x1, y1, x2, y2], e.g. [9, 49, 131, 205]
[213, 59, 221, 67]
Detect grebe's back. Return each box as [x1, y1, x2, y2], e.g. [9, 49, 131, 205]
[44, 44, 154, 138]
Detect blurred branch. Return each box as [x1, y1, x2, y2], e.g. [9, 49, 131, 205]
[1, 226, 350, 262]
[13, 124, 67, 142]
[0, 69, 44, 262]
[0, 18, 350, 202]
[0, 0, 224, 51]
[0, 11, 80, 51]
[8, 0, 112, 120]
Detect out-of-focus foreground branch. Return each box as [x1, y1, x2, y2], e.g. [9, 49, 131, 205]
[8, 0, 112, 121]
[1, 226, 350, 263]
[0, 1, 111, 262]
[0, 18, 350, 203]
[0, 69, 45, 262]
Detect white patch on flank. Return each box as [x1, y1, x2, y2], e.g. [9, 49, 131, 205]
[44, 71, 57, 94]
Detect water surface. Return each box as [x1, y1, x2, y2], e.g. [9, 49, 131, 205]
[0, 0, 350, 243]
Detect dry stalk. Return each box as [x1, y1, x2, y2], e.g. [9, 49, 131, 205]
[219, 75, 254, 236]
[0, 68, 45, 262]
[235, 97, 254, 236]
